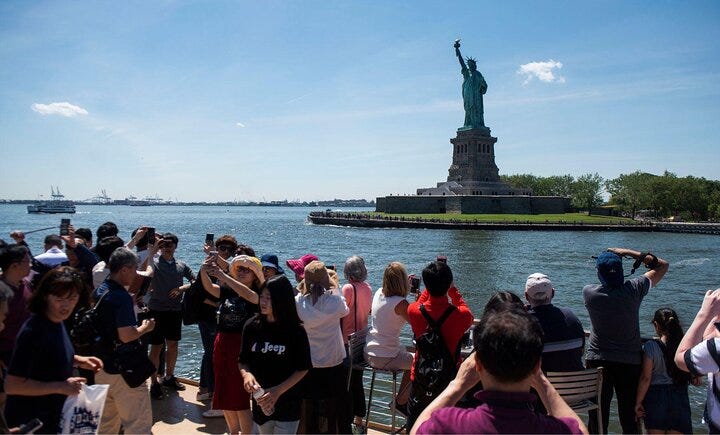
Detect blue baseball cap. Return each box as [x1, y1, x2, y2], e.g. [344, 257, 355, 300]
[261, 254, 284, 274]
[596, 252, 623, 287]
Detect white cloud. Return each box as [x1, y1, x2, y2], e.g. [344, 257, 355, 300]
[517, 60, 566, 84]
[236, 122, 245, 127]
[31, 102, 88, 117]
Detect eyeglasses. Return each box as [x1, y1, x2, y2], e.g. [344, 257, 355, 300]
[262, 266, 277, 272]
[217, 245, 235, 252]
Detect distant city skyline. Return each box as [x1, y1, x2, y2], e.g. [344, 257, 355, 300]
[1, 1, 719, 202]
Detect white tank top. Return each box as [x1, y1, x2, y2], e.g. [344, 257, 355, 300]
[365, 288, 407, 358]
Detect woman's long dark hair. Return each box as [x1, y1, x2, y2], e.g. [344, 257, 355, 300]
[259, 275, 302, 329]
[653, 308, 690, 384]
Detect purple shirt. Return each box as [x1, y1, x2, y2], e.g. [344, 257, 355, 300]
[0, 279, 32, 355]
[416, 390, 582, 434]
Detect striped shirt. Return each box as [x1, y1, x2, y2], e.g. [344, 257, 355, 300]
[684, 337, 720, 430]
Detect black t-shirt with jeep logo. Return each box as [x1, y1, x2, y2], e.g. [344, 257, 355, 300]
[239, 317, 312, 424]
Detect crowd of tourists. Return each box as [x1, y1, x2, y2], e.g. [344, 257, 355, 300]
[0, 220, 718, 434]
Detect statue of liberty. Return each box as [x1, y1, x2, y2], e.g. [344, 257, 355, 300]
[454, 40, 488, 131]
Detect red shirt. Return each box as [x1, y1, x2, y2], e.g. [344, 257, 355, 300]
[407, 286, 474, 380]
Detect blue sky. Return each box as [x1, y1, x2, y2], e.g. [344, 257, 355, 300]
[1, 1, 718, 202]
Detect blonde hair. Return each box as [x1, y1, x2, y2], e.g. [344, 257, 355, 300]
[382, 262, 409, 298]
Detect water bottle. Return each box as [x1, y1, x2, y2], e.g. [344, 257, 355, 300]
[252, 386, 274, 416]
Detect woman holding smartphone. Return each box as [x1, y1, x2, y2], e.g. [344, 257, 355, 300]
[200, 254, 263, 434]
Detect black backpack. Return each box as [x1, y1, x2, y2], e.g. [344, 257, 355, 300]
[181, 279, 207, 326]
[70, 290, 110, 355]
[411, 304, 457, 403]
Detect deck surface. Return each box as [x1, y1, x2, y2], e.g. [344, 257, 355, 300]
[151, 379, 226, 434]
[151, 379, 386, 434]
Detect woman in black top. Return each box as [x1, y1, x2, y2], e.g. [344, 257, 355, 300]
[5, 267, 102, 433]
[239, 275, 312, 434]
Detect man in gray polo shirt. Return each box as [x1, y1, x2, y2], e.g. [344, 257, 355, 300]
[583, 247, 668, 434]
[148, 232, 194, 399]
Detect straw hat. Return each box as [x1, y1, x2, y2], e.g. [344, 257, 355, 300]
[229, 255, 265, 286]
[297, 260, 339, 294]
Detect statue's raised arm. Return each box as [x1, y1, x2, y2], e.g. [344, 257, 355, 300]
[454, 39, 467, 71]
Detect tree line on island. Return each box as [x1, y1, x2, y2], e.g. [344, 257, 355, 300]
[501, 171, 720, 222]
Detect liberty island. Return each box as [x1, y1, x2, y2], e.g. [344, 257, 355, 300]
[375, 41, 570, 214]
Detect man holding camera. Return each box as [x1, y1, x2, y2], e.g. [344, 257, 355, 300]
[406, 260, 474, 429]
[411, 309, 587, 435]
[583, 247, 669, 433]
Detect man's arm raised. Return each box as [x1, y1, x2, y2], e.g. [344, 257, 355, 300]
[675, 288, 720, 372]
[410, 353, 480, 434]
[607, 247, 669, 287]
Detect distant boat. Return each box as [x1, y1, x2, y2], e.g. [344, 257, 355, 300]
[27, 187, 76, 214]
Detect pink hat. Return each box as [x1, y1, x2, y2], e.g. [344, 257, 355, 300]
[286, 254, 319, 279]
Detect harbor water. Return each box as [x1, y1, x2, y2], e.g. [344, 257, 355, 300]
[1, 204, 717, 433]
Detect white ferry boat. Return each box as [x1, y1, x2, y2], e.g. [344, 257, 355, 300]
[27, 187, 76, 214]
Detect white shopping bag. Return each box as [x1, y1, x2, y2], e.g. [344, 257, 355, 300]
[59, 383, 109, 434]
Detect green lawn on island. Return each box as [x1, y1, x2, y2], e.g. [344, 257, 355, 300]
[366, 212, 638, 225]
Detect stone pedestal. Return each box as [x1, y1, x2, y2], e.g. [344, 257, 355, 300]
[447, 129, 500, 187]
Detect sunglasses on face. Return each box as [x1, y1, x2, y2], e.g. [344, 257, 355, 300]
[234, 267, 253, 274]
[217, 245, 235, 252]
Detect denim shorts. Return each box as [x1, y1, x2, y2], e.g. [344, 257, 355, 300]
[643, 383, 692, 434]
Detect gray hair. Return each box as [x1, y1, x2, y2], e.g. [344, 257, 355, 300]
[527, 293, 552, 307]
[343, 255, 367, 283]
[108, 247, 138, 273]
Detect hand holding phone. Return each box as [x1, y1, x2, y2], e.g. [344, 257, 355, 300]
[409, 274, 420, 293]
[60, 219, 71, 236]
[205, 233, 214, 246]
[18, 418, 43, 434]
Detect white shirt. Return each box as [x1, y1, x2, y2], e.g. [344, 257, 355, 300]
[34, 246, 68, 267]
[92, 261, 109, 290]
[365, 289, 408, 358]
[687, 337, 720, 428]
[295, 288, 349, 368]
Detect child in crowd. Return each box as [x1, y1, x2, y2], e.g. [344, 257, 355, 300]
[635, 308, 694, 434]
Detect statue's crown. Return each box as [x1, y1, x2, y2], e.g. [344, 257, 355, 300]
[466, 57, 477, 64]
